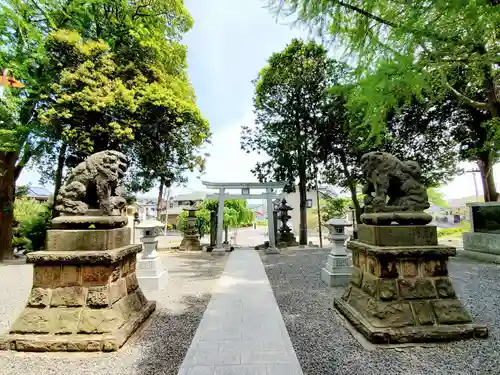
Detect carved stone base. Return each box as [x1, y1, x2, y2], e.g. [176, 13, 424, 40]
[0, 245, 155, 352]
[335, 238, 488, 344]
[179, 235, 202, 251]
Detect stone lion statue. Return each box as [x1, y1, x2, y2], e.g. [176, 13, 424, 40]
[55, 150, 128, 216]
[360, 151, 430, 212]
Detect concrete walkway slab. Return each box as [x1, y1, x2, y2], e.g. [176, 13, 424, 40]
[178, 249, 303, 375]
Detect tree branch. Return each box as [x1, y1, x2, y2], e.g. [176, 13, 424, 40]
[443, 79, 489, 110]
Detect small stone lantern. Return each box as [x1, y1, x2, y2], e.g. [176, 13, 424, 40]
[179, 203, 202, 251]
[320, 217, 352, 287]
[135, 219, 166, 290]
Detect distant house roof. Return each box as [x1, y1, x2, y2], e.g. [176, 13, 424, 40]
[26, 186, 51, 198]
[172, 191, 207, 202]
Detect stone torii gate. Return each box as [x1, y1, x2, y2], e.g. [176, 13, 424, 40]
[202, 181, 286, 250]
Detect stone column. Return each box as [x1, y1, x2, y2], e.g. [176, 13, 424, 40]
[321, 218, 352, 286]
[135, 219, 167, 291]
[265, 189, 279, 253]
[0, 215, 155, 352]
[213, 189, 226, 255]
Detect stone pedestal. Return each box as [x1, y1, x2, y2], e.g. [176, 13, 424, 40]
[135, 219, 166, 291]
[334, 224, 488, 344]
[321, 251, 351, 287]
[0, 217, 155, 352]
[321, 218, 352, 287]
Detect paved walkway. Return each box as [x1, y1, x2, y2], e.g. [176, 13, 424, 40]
[178, 249, 303, 375]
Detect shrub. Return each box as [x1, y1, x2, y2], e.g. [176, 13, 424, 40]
[14, 197, 52, 252]
[437, 222, 471, 238]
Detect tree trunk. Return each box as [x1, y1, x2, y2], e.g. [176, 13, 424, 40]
[477, 152, 498, 202]
[0, 151, 17, 261]
[156, 180, 164, 221]
[52, 143, 67, 218]
[298, 166, 308, 246]
[339, 152, 362, 223]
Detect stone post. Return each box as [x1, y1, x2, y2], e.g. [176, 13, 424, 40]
[135, 219, 167, 291]
[179, 203, 202, 251]
[321, 218, 352, 286]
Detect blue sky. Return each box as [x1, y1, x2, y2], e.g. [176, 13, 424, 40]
[17, 0, 491, 200]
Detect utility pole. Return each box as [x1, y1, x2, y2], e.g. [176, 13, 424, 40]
[163, 187, 172, 233]
[464, 169, 481, 201]
[316, 175, 323, 248]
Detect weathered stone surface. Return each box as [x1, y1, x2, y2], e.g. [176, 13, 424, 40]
[463, 231, 500, 256]
[378, 279, 397, 301]
[361, 272, 378, 297]
[136, 288, 148, 307]
[366, 256, 380, 276]
[125, 273, 139, 293]
[27, 288, 51, 307]
[82, 265, 112, 285]
[46, 227, 131, 252]
[347, 240, 456, 258]
[53, 308, 81, 334]
[51, 215, 128, 230]
[342, 286, 352, 301]
[33, 265, 61, 287]
[51, 286, 87, 307]
[398, 278, 436, 299]
[411, 301, 436, 325]
[27, 244, 141, 265]
[55, 150, 128, 216]
[111, 265, 121, 282]
[397, 260, 418, 277]
[361, 211, 433, 226]
[350, 267, 363, 287]
[347, 287, 370, 312]
[365, 300, 414, 328]
[358, 252, 366, 272]
[432, 300, 472, 324]
[109, 279, 127, 304]
[10, 309, 52, 334]
[379, 258, 399, 278]
[86, 286, 110, 307]
[61, 265, 81, 286]
[77, 308, 124, 334]
[435, 278, 456, 298]
[422, 259, 448, 277]
[358, 224, 438, 246]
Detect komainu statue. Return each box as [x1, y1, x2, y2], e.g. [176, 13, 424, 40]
[56, 150, 128, 216]
[360, 151, 431, 225]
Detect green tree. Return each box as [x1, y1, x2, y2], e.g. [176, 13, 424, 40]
[317, 87, 461, 222]
[177, 200, 254, 233]
[0, 0, 209, 259]
[272, 0, 500, 200]
[241, 39, 347, 245]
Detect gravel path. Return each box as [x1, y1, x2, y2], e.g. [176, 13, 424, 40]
[0, 252, 227, 375]
[260, 248, 500, 375]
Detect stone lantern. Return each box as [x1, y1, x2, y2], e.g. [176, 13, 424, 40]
[320, 217, 352, 287]
[179, 203, 202, 251]
[135, 218, 166, 290]
[276, 199, 298, 247]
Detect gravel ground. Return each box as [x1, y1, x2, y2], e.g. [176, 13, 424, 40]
[260, 248, 500, 375]
[0, 251, 227, 375]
